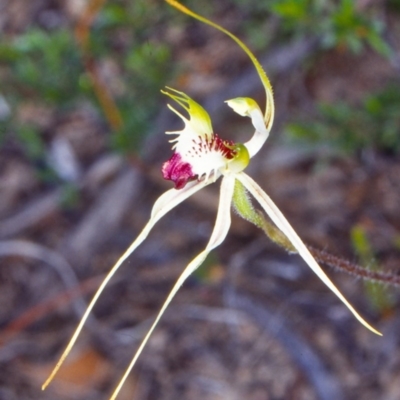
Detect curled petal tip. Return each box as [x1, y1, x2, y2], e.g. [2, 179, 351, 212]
[225, 97, 266, 135]
[225, 97, 259, 117]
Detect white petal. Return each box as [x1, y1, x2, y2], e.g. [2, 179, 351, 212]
[243, 106, 270, 158]
[109, 175, 235, 400]
[237, 172, 382, 336]
[42, 179, 212, 391]
[225, 97, 272, 158]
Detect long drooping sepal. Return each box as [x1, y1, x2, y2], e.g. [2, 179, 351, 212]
[42, 179, 212, 392]
[165, 0, 275, 156]
[109, 175, 235, 400]
[236, 172, 382, 336]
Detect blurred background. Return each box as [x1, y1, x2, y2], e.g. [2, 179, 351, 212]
[1, 0, 400, 399]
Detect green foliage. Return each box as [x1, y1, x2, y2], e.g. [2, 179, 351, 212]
[323, 0, 389, 54]
[269, 0, 390, 55]
[0, 28, 83, 183]
[15, 125, 46, 161]
[0, 0, 173, 160]
[113, 41, 171, 153]
[91, 1, 173, 153]
[230, 0, 390, 55]
[388, 0, 400, 12]
[0, 29, 84, 105]
[14, 126, 61, 183]
[287, 84, 400, 156]
[229, 0, 391, 58]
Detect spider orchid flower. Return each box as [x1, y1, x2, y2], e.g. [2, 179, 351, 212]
[43, 1, 381, 399]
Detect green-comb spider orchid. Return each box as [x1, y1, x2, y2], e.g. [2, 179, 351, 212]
[43, 1, 381, 398]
